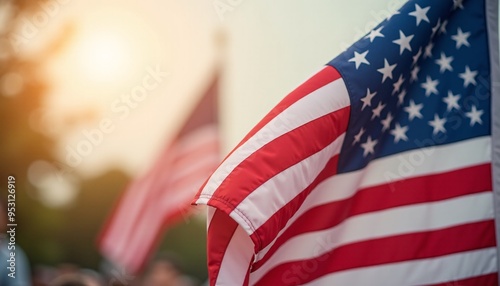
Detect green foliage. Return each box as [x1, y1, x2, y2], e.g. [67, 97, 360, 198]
[158, 216, 208, 281]
[62, 169, 130, 269]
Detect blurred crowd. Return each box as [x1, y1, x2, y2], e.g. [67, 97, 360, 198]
[2, 252, 201, 286]
[37, 255, 200, 286]
[0, 200, 202, 286]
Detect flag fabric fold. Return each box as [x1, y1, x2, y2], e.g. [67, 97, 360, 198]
[99, 74, 220, 274]
[193, 0, 499, 285]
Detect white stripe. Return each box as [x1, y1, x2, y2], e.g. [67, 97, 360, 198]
[256, 136, 491, 261]
[161, 175, 214, 209]
[367, 136, 491, 188]
[302, 248, 498, 286]
[120, 197, 163, 271]
[105, 125, 217, 260]
[168, 151, 219, 185]
[172, 124, 218, 158]
[207, 206, 216, 230]
[230, 133, 345, 234]
[120, 156, 219, 271]
[121, 169, 217, 272]
[250, 192, 494, 282]
[215, 213, 255, 286]
[197, 75, 350, 200]
[102, 176, 155, 269]
[109, 126, 219, 270]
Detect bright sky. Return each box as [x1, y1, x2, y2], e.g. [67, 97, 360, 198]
[42, 0, 219, 178]
[19, 0, 500, 207]
[29, 0, 433, 184]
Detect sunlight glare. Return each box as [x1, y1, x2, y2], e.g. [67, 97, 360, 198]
[79, 31, 131, 82]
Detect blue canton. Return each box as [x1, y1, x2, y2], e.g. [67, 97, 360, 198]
[328, 0, 491, 173]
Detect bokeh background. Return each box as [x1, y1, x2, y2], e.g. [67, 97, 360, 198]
[4, 0, 490, 284]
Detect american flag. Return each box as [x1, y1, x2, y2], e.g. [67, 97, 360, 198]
[98, 74, 220, 274]
[193, 0, 499, 284]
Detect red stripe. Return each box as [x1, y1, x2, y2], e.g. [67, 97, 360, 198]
[208, 106, 350, 223]
[100, 71, 218, 272]
[101, 138, 218, 272]
[125, 161, 219, 272]
[255, 220, 496, 285]
[98, 176, 155, 271]
[129, 186, 218, 273]
[130, 216, 172, 273]
[113, 151, 178, 269]
[194, 66, 342, 200]
[237, 66, 342, 149]
[127, 193, 210, 273]
[253, 163, 492, 270]
[169, 163, 219, 191]
[171, 138, 219, 167]
[97, 178, 136, 252]
[207, 209, 239, 286]
[97, 180, 133, 244]
[426, 273, 498, 286]
[250, 154, 340, 251]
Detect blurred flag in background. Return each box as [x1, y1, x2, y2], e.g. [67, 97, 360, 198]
[193, 0, 500, 285]
[98, 71, 220, 274]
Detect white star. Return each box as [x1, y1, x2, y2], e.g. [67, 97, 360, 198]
[421, 76, 439, 96]
[360, 88, 377, 111]
[459, 65, 478, 87]
[424, 42, 434, 58]
[392, 75, 405, 95]
[361, 136, 378, 157]
[410, 66, 420, 82]
[397, 90, 407, 106]
[435, 52, 454, 73]
[453, 0, 464, 10]
[439, 20, 448, 34]
[348, 50, 370, 69]
[431, 18, 441, 37]
[409, 4, 430, 26]
[428, 114, 447, 134]
[365, 27, 384, 42]
[352, 128, 365, 145]
[392, 30, 414, 54]
[443, 91, 461, 111]
[404, 99, 424, 121]
[390, 123, 409, 143]
[452, 28, 471, 49]
[465, 105, 484, 126]
[381, 112, 394, 132]
[377, 59, 397, 83]
[412, 48, 422, 66]
[371, 102, 386, 120]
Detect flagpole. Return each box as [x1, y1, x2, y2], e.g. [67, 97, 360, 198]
[214, 26, 227, 70]
[486, 0, 500, 281]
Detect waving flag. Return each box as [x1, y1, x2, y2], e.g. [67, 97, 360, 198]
[99, 74, 220, 274]
[193, 0, 500, 285]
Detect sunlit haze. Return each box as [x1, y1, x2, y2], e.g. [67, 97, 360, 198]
[38, 0, 416, 199]
[77, 31, 132, 82]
